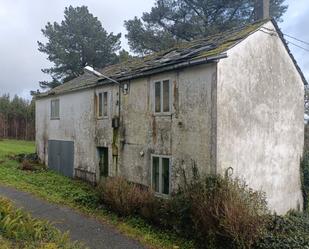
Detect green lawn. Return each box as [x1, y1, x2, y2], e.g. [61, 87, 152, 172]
[0, 139, 193, 249]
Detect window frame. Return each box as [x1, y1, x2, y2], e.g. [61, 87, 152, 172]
[153, 79, 172, 115]
[50, 99, 60, 120]
[151, 154, 172, 196]
[97, 91, 109, 119]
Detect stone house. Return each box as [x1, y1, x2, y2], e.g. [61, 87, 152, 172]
[35, 19, 306, 214]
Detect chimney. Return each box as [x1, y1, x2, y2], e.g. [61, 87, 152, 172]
[254, 0, 270, 21]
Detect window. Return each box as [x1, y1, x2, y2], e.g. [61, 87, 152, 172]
[154, 80, 171, 113]
[50, 99, 60, 119]
[98, 92, 108, 118]
[151, 155, 171, 195]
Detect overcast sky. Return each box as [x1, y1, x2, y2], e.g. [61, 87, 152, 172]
[0, 0, 308, 100]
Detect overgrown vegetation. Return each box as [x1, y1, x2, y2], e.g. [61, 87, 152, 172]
[98, 174, 269, 249]
[0, 140, 193, 249]
[2, 139, 309, 249]
[0, 196, 84, 249]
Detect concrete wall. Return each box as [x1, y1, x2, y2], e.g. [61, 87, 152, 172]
[118, 64, 217, 189]
[36, 63, 217, 190]
[216, 21, 304, 214]
[36, 89, 97, 181]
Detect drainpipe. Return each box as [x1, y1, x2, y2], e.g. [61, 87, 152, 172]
[84, 66, 122, 176]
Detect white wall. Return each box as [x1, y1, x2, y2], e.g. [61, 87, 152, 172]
[217, 21, 304, 214]
[36, 89, 97, 178]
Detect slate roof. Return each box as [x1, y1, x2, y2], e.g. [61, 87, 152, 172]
[37, 19, 306, 98]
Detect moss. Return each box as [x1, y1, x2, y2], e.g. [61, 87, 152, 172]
[40, 19, 269, 97]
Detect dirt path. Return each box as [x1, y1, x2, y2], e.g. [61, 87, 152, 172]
[0, 185, 145, 249]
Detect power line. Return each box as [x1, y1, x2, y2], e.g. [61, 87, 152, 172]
[283, 33, 309, 46]
[285, 39, 309, 53]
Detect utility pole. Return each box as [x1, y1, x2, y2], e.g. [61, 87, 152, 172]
[254, 0, 270, 21]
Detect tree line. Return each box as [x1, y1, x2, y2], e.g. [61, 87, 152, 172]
[0, 94, 35, 141]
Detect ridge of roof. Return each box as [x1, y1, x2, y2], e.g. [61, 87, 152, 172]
[38, 19, 291, 98]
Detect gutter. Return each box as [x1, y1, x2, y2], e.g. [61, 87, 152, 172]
[36, 53, 228, 99]
[97, 53, 227, 84]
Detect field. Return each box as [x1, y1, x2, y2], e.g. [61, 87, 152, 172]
[0, 140, 193, 249]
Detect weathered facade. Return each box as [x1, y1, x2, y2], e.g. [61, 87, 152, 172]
[36, 20, 306, 214]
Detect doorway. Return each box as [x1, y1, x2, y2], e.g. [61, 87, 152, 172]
[98, 147, 109, 178]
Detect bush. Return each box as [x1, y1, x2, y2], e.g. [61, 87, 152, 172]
[170, 175, 269, 249]
[255, 211, 309, 249]
[20, 160, 34, 171]
[301, 151, 309, 210]
[97, 174, 269, 249]
[97, 176, 156, 216]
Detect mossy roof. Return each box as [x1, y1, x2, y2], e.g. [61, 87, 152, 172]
[38, 19, 306, 97]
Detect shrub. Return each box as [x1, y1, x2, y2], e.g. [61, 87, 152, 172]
[171, 175, 269, 249]
[97, 176, 156, 216]
[301, 151, 309, 210]
[20, 160, 34, 171]
[97, 174, 269, 249]
[255, 211, 309, 249]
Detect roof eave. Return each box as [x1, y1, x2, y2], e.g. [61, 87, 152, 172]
[270, 19, 308, 85]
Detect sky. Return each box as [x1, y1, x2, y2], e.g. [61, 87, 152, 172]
[0, 0, 308, 100]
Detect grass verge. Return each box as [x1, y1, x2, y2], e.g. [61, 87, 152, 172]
[0, 196, 84, 249]
[0, 140, 193, 249]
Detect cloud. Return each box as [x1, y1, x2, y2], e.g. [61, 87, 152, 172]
[280, 0, 309, 80]
[0, 0, 154, 99]
[0, 0, 307, 99]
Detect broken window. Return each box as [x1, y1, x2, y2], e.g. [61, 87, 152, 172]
[151, 155, 171, 195]
[98, 92, 108, 118]
[50, 99, 60, 119]
[154, 80, 171, 113]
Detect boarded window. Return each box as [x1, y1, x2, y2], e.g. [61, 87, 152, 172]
[50, 99, 60, 119]
[154, 80, 170, 113]
[152, 155, 171, 195]
[98, 92, 108, 118]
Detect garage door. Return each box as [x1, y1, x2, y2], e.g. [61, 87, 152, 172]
[48, 140, 74, 177]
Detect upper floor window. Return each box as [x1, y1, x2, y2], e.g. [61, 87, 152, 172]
[154, 80, 171, 114]
[50, 99, 60, 120]
[98, 92, 108, 118]
[151, 155, 171, 195]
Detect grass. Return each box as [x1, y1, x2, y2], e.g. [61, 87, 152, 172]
[0, 139, 194, 249]
[0, 196, 84, 249]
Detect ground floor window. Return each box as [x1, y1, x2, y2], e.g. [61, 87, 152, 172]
[151, 155, 171, 195]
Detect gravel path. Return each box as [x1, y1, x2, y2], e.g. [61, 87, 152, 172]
[0, 185, 145, 249]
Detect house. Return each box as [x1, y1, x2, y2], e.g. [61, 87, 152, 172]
[35, 19, 306, 214]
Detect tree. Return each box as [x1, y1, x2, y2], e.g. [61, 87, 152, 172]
[38, 6, 121, 89]
[124, 0, 288, 55]
[305, 86, 309, 116]
[0, 94, 35, 140]
[118, 49, 135, 63]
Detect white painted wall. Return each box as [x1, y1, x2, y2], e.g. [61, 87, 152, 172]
[217, 21, 304, 214]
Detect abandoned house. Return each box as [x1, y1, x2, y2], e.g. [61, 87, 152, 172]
[35, 19, 306, 214]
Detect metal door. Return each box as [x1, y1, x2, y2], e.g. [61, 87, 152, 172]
[48, 140, 74, 177]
